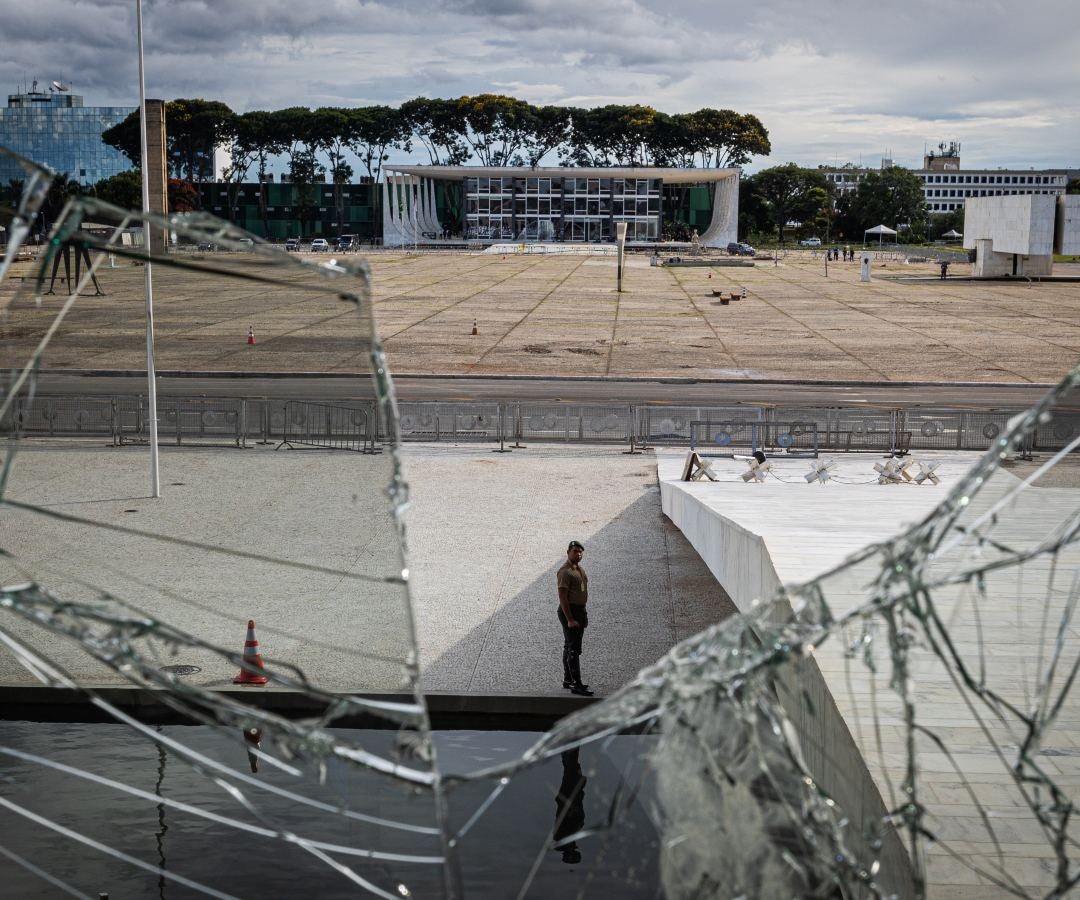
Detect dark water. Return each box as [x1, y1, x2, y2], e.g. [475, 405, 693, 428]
[0, 722, 661, 899]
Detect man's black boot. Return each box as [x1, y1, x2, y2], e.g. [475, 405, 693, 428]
[567, 651, 593, 696]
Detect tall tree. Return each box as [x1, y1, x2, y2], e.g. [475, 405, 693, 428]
[400, 98, 469, 165]
[101, 111, 142, 167]
[270, 107, 325, 236]
[455, 94, 534, 166]
[93, 170, 142, 210]
[839, 166, 928, 241]
[751, 164, 829, 244]
[234, 111, 286, 238]
[311, 107, 354, 234]
[166, 99, 235, 187]
[347, 106, 410, 182]
[523, 105, 571, 166]
[686, 109, 771, 169]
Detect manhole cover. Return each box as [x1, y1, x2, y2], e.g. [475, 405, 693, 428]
[160, 665, 201, 677]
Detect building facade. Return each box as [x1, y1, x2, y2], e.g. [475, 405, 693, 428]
[0, 85, 134, 187]
[196, 180, 379, 241]
[381, 166, 739, 247]
[820, 145, 1068, 215]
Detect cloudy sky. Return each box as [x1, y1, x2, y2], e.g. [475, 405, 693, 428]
[2, 0, 1078, 172]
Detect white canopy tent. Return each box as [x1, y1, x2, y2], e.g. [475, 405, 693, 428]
[942, 229, 963, 240]
[863, 224, 898, 246]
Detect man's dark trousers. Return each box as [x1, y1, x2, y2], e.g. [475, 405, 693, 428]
[558, 606, 588, 684]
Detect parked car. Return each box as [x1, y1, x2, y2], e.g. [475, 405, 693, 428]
[285, 238, 301, 252]
[800, 237, 822, 247]
[726, 241, 756, 257]
[310, 238, 330, 252]
[196, 241, 217, 252]
[335, 234, 357, 252]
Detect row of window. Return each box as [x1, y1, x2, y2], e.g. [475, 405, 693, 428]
[825, 171, 1064, 187]
[921, 173, 1062, 185]
[467, 197, 660, 216]
[928, 188, 1059, 198]
[464, 176, 660, 196]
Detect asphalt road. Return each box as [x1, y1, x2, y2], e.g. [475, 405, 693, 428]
[20, 370, 1064, 410]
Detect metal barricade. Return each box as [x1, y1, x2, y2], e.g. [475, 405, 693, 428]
[689, 420, 757, 455]
[901, 410, 966, 452]
[833, 408, 900, 453]
[1035, 412, 1080, 451]
[762, 421, 819, 457]
[641, 406, 758, 447]
[8, 395, 118, 441]
[277, 400, 376, 453]
[397, 401, 501, 442]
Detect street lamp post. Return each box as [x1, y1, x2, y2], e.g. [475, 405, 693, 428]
[136, 0, 161, 498]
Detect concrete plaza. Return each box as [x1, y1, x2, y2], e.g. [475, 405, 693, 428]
[0, 441, 733, 698]
[3, 250, 1080, 383]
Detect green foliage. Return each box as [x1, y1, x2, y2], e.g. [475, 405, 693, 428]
[399, 98, 470, 166]
[836, 166, 928, 241]
[1067, 178, 1080, 195]
[928, 206, 966, 241]
[747, 164, 829, 243]
[93, 170, 141, 210]
[455, 94, 534, 166]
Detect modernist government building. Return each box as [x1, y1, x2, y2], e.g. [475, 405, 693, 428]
[379, 166, 740, 248]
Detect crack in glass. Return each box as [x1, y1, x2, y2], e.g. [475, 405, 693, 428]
[2, 150, 1079, 898]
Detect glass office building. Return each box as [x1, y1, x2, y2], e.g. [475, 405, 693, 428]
[0, 89, 135, 187]
[382, 166, 740, 249]
[464, 174, 662, 242]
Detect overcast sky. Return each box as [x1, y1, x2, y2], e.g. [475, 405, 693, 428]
[2, 0, 1078, 172]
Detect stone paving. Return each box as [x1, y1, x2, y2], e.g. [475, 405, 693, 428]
[0, 441, 734, 698]
[4, 250, 1080, 383]
[657, 450, 1080, 897]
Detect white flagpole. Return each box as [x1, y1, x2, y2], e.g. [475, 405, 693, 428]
[136, 0, 161, 498]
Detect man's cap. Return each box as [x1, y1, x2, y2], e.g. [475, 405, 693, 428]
[567, 540, 585, 551]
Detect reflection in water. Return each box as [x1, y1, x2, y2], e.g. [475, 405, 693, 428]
[552, 748, 586, 865]
[154, 731, 167, 900]
[243, 727, 262, 774]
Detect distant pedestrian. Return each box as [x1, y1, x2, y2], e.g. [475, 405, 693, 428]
[939, 260, 950, 280]
[557, 540, 594, 696]
[845, 245, 852, 262]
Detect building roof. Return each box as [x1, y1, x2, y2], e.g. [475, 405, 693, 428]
[386, 165, 738, 184]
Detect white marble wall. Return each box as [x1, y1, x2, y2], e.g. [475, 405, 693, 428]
[963, 194, 1057, 256]
[1056, 195, 1080, 255]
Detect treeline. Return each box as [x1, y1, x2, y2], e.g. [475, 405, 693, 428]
[102, 96, 771, 187]
[741, 163, 932, 243]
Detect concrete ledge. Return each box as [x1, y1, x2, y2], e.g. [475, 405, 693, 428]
[0, 685, 598, 732]
[34, 368, 1056, 390]
[657, 453, 918, 898]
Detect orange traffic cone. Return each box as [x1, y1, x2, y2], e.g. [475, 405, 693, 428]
[233, 619, 269, 685]
[471, 320, 478, 335]
[247, 325, 256, 345]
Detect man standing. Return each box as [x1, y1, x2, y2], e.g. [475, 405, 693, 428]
[557, 540, 594, 696]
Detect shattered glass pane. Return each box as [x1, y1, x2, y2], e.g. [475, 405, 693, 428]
[2, 149, 1080, 898]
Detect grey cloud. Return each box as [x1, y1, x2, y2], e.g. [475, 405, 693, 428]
[0, 0, 1075, 170]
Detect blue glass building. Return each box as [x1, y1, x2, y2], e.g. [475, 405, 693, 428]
[0, 87, 135, 187]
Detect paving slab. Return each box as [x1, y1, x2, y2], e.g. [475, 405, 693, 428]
[0, 442, 734, 702]
[4, 251, 1080, 383]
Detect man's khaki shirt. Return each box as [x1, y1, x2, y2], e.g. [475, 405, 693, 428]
[557, 562, 588, 606]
